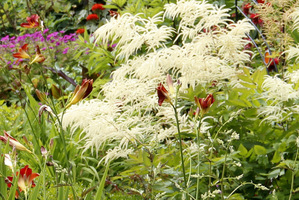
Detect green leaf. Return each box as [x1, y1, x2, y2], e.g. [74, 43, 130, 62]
[239, 82, 256, 89]
[228, 193, 245, 200]
[271, 151, 281, 164]
[254, 145, 267, 155]
[238, 75, 253, 83]
[29, 171, 42, 200]
[112, 0, 127, 7]
[94, 162, 110, 200]
[238, 144, 248, 156]
[4, 3, 8, 10]
[243, 67, 251, 76]
[8, 174, 19, 200]
[0, 155, 7, 199]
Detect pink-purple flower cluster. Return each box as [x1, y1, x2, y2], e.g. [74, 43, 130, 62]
[0, 29, 79, 68]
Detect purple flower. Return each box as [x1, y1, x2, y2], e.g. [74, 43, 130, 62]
[43, 29, 49, 34]
[62, 47, 69, 54]
[41, 47, 46, 51]
[1, 35, 9, 42]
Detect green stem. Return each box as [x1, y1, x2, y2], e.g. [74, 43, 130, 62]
[221, 151, 228, 200]
[289, 144, 298, 200]
[172, 104, 187, 189]
[195, 119, 201, 200]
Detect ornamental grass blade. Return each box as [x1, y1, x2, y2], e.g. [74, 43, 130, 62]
[94, 161, 110, 200]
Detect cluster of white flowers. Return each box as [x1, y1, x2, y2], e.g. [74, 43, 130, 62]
[258, 74, 299, 123]
[62, 0, 254, 162]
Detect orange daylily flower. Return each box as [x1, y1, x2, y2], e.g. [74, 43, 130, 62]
[66, 79, 93, 108]
[20, 14, 39, 28]
[0, 131, 32, 153]
[76, 28, 85, 34]
[13, 44, 30, 60]
[6, 165, 39, 198]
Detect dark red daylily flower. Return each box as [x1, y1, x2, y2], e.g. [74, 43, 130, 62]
[13, 44, 30, 60]
[257, 0, 265, 3]
[250, 13, 263, 26]
[109, 10, 119, 18]
[20, 14, 39, 28]
[86, 14, 99, 21]
[242, 3, 252, 15]
[156, 83, 172, 106]
[91, 3, 105, 11]
[264, 50, 279, 72]
[76, 28, 85, 34]
[66, 79, 93, 108]
[194, 94, 215, 116]
[6, 165, 39, 198]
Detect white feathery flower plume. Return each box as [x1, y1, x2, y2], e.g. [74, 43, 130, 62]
[285, 69, 299, 84]
[261, 75, 298, 102]
[94, 12, 174, 61]
[290, 7, 299, 32]
[62, 0, 254, 161]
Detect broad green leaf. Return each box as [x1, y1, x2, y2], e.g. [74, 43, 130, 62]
[228, 193, 245, 200]
[254, 145, 267, 155]
[243, 67, 250, 76]
[271, 151, 281, 164]
[238, 75, 253, 83]
[238, 144, 248, 156]
[239, 82, 256, 89]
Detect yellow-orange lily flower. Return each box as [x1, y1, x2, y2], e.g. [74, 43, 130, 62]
[30, 45, 45, 64]
[13, 44, 30, 60]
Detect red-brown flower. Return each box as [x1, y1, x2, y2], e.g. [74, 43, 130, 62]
[250, 13, 263, 26]
[13, 44, 30, 60]
[20, 14, 39, 28]
[76, 28, 85, 34]
[194, 94, 215, 116]
[91, 3, 105, 11]
[66, 79, 93, 108]
[109, 10, 119, 18]
[156, 83, 172, 106]
[257, 0, 265, 3]
[242, 3, 251, 15]
[264, 50, 279, 72]
[6, 165, 39, 198]
[86, 14, 99, 21]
